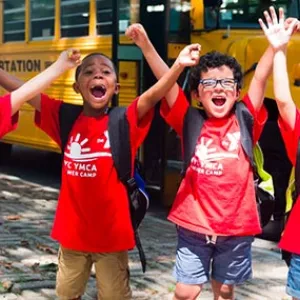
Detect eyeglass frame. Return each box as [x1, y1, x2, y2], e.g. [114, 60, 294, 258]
[198, 78, 238, 90]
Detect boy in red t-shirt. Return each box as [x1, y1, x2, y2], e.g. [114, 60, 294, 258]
[260, 8, 300, 300]
[0, 45, 201, 299]
[126, 8, 299, 300]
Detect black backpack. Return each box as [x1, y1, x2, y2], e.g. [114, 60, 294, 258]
[58, 103, 148, 272]
[182, 102, 275, 228]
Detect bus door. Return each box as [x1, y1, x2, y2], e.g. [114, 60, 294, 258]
[140, 0, 192, 207]
[139, 0, 169, 205]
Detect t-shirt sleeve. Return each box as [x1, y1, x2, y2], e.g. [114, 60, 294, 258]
[34, 93, 62, 147]
[242, 93, 268, 144]
[278, 107, 300, 166]
[126, 98, 154, 152]
[160, 88, 189, 137]
[0, 94, 19, 137]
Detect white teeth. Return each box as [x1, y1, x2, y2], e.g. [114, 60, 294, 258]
[91, 84, 106, 90]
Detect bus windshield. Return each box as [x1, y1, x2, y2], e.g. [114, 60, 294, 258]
[204, 0, 297, 29]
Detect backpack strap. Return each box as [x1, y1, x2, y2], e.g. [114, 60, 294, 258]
[108, 107, 147, 273]
[59, 103, 83, 152]
[235, 101, 254, 167]
[108, 107, 131, 182]
[182, 107, 206, 174]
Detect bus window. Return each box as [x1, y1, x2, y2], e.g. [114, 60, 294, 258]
[30, 0, 55, 40]
[204, 0, 292, 29]
[96, 0, 139, 35]
[96, 0, 112, 35]
[169, 0, 191, 43]
[61, 0, 89, 37]
[3, 0, 25, 42]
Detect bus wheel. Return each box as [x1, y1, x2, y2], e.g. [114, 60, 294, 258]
[0, 143, 12, 163]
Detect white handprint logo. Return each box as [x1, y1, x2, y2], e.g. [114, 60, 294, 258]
[194, 135, 239, 163]
[222, 132, 240, 151]
[195, 137, 217, 161]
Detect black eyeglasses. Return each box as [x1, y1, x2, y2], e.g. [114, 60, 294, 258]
[199, 78, 237, 90]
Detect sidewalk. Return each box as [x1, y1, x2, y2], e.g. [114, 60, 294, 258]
[0, 173, 291, 299]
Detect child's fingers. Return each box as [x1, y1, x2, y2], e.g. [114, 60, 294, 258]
[191, 51, 199, 59]
[258, 18, 268, 34]
[278, 7, 284, 26]
[284, 18, 300, 34]
[126, 23, 144, 37]
[269, 6, 278, 25]
[67, 49, 80, 59]
[286, 19, 299, 36]
[295, 20, 300, 32]
[67, 49, 73, 58]
[186, 43, 201, 54]
[125, 27, 133, 37]
[263, 10, 273, 28]
[125, 25, 137, 37]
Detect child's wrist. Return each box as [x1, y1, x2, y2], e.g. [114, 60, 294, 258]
[274, 46, 287, 53]
[173, 59, 185, 71]
[53, 60, 69, 73]
[140, 40, 153, 53]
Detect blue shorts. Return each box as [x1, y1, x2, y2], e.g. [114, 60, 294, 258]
[286, 253, 300, 299]
[174, 226, 254, 285]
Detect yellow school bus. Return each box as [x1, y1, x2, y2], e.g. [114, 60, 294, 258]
[0, 0, 143, 153]
[0, 0, 299, 231]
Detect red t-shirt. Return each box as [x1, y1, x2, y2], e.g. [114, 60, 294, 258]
[161, 89, 267, 236]
[35, 94, 153, 252]
[0, 94, 18, 137]
[278, 108, 300, 255]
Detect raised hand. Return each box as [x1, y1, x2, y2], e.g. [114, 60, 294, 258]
[285, 17, 300, 34]
[125, 23, 150, 49]
[57, 49, 81, 71]
[259, 7, 298, 50]
[176, 44, 201, 67]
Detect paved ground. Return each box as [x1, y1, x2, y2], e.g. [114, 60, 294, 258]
[0, 173, 293, 300]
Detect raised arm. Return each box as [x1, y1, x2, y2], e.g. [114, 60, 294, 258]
[248, 7, 299, 111]
[0, 68, 24, 91]
[126, 23, 179, 108]
[9, 49, 81, 115]
[0, 68, 42, 112]
[259, 7, 298, 129]
[137, 44, 200, 120]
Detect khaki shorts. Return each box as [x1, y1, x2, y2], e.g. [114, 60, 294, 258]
[56, 246, 131, 300]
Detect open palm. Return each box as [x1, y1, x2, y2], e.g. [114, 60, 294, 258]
[259, 7, 297, 50]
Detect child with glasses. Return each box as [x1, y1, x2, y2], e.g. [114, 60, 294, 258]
[126, 8, 300, 300]
[260, 7, 300, 300]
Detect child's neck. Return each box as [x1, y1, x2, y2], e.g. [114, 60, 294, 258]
[83, 105, 109, 117]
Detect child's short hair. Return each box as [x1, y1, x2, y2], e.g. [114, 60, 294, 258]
[75, 52, 118, 81]
[189, 51, 243, 92]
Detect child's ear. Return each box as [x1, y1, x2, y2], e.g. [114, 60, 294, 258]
[191, 90, 199, 100]
[235, 89, 241, 99]
[114, 83, 120, 95]
[73, 82, 80, 94]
